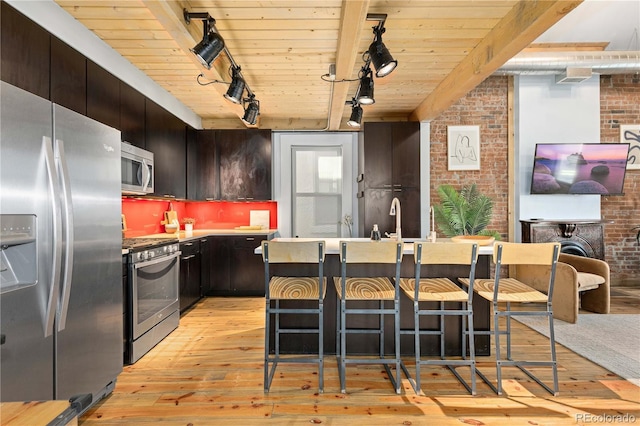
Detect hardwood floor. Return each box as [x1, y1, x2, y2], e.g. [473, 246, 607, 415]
[80, 289, 640, 425]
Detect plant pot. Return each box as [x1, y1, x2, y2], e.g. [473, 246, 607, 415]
[185, 223, 193, 232]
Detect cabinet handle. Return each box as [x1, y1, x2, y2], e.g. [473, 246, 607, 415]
[200, 239, 207, 243]
[163, 194, 176, 198]
[184, 243, 193, 247]
[205, 198, 215, 201]
[393, 184, 402, 187]
[246, 237, 255, 241]
[245, 197, 254, 200]
[383, 184, 392, 187]
[356, 173, 364, 183]
[182, 255, 195, 260]
[356, 191, 364, 198]
[393, 189, 402, 192]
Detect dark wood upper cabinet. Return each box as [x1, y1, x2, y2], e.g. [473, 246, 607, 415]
[193, 129, 271, 201]
[391, 122, 420, 188]
[1, 2, 50, 99]
[363, 121, 420, 189]
[120, 83, 146, 148]
[362, 122, 393, 188]
[50, 37, 86, 115]
[145, 100, 187, 199]
[217, 129, 272, 200]
[87, 61, 120, 130]
[186, 126, 199, 200]
[195, 130, 219, 200]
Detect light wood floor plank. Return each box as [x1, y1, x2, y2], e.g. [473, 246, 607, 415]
[80, 291, 640, 425]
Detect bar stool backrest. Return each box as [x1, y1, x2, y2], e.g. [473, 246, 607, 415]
[262, 240, 326, 264]
[340, 241, 402, 264]
[493, 241, 561, 301]
[413, 241, 478, 303]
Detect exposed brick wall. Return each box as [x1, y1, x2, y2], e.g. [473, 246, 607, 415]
[430, 74, 639, 286]
[600, 74, 640, 286]
[430, 76, 510, 240]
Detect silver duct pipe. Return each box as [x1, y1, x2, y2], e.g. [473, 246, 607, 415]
[495, 51, 640, 75]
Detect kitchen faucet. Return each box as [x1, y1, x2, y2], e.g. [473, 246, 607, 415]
[387, 197, 402, 241]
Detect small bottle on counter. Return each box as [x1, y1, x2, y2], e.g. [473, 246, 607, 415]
[370, 224, 381, 241]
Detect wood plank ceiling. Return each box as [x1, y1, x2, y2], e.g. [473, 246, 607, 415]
[54, 0, 582, 130]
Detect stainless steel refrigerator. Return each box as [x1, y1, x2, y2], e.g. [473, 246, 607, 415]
[0, 81, 123, 413]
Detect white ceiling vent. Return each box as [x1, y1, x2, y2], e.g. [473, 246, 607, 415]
[555, 68, 593, 84]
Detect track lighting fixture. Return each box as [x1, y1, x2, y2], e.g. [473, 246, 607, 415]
[242, 96, 260, 126]
[356, 67, 375, 105]
[184, 11, 225, 69]
[185, 9, 258, 127]
[367, 14, 397, 78]
[347, 99, 363, 128]
[224, 66, 246, 104]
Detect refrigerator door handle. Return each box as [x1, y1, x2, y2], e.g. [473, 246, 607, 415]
[141, 159, 151, 192]
[43, 137, 63, 338]
[54, 139, 75, 332]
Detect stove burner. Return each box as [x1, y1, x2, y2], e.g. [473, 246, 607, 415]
[122, 237, 178, 251]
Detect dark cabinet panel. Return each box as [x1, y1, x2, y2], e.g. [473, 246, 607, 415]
[195, 130, 219, 200]
[179, 240, 201, 313]
[362, 188, 394, 236]
[205, 235, 269, 296]
[186, 127, 198, 200]
[50, 37, 86, 115]
[145, 100, 187, 198]
[392, 122, 421, 188]
[198, 238, 209, 297]
[87, 61, 120, 130]
[360, 122, 421, 238]
[362, 122, 393, 189]
[228, 236, 266, 295]
[207, 237, 231, 295]
[217, 129, 272, 200]
[1, 2, 50, 99]
[120, 83, 146, 148]
[193, 129, 271, 201]
[396, 187, 421, 238]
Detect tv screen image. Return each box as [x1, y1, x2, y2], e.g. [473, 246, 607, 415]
[530, 143, 630, 195]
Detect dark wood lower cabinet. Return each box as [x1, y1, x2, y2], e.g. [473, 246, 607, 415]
[205, 235, 270, 296]
[179, 240, 201, 313]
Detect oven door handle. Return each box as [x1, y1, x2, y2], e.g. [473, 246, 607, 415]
[133, 251, 181, 269]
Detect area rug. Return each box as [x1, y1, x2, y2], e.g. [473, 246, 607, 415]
[514, 314, 640, 386]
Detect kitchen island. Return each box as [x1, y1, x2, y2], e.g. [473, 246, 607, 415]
[256, 238, 493, 357]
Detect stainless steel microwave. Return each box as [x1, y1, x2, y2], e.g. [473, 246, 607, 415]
[121, 142, 154, 195]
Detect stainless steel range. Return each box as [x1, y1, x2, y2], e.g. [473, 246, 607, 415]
[123, 237, 180, 364]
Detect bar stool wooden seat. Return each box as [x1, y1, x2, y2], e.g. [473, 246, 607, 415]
[334, 240, 404, 394]
[399, 241, 479, 395]
[459, 241, 561, 396]
[261, 240, 326, 392]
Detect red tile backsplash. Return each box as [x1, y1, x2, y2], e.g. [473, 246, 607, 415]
[122, 198, 277, 237]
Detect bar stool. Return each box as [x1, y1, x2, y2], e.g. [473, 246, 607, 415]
[459, 241, 561, 396]
[334, 240, 403, 394]
[400, 241, 479, 395]
[261, 240, 326, 392]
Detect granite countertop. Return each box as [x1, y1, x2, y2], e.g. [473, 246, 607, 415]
[254, 237, 495, 256]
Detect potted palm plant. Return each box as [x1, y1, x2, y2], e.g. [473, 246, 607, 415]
[433, 184, 501, 240]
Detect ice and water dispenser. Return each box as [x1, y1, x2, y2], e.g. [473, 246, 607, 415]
[0, 215, 37, 294]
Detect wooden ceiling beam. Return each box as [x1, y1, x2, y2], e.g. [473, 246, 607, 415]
[142, 0, 254, 127]
[328, 0, 370, 131]
[409, 0, 583, 122]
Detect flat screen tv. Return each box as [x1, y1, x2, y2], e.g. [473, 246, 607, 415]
[530, 143, 630, 195]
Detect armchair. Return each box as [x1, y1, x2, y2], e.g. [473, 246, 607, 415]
[511, 253, 609, 323]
